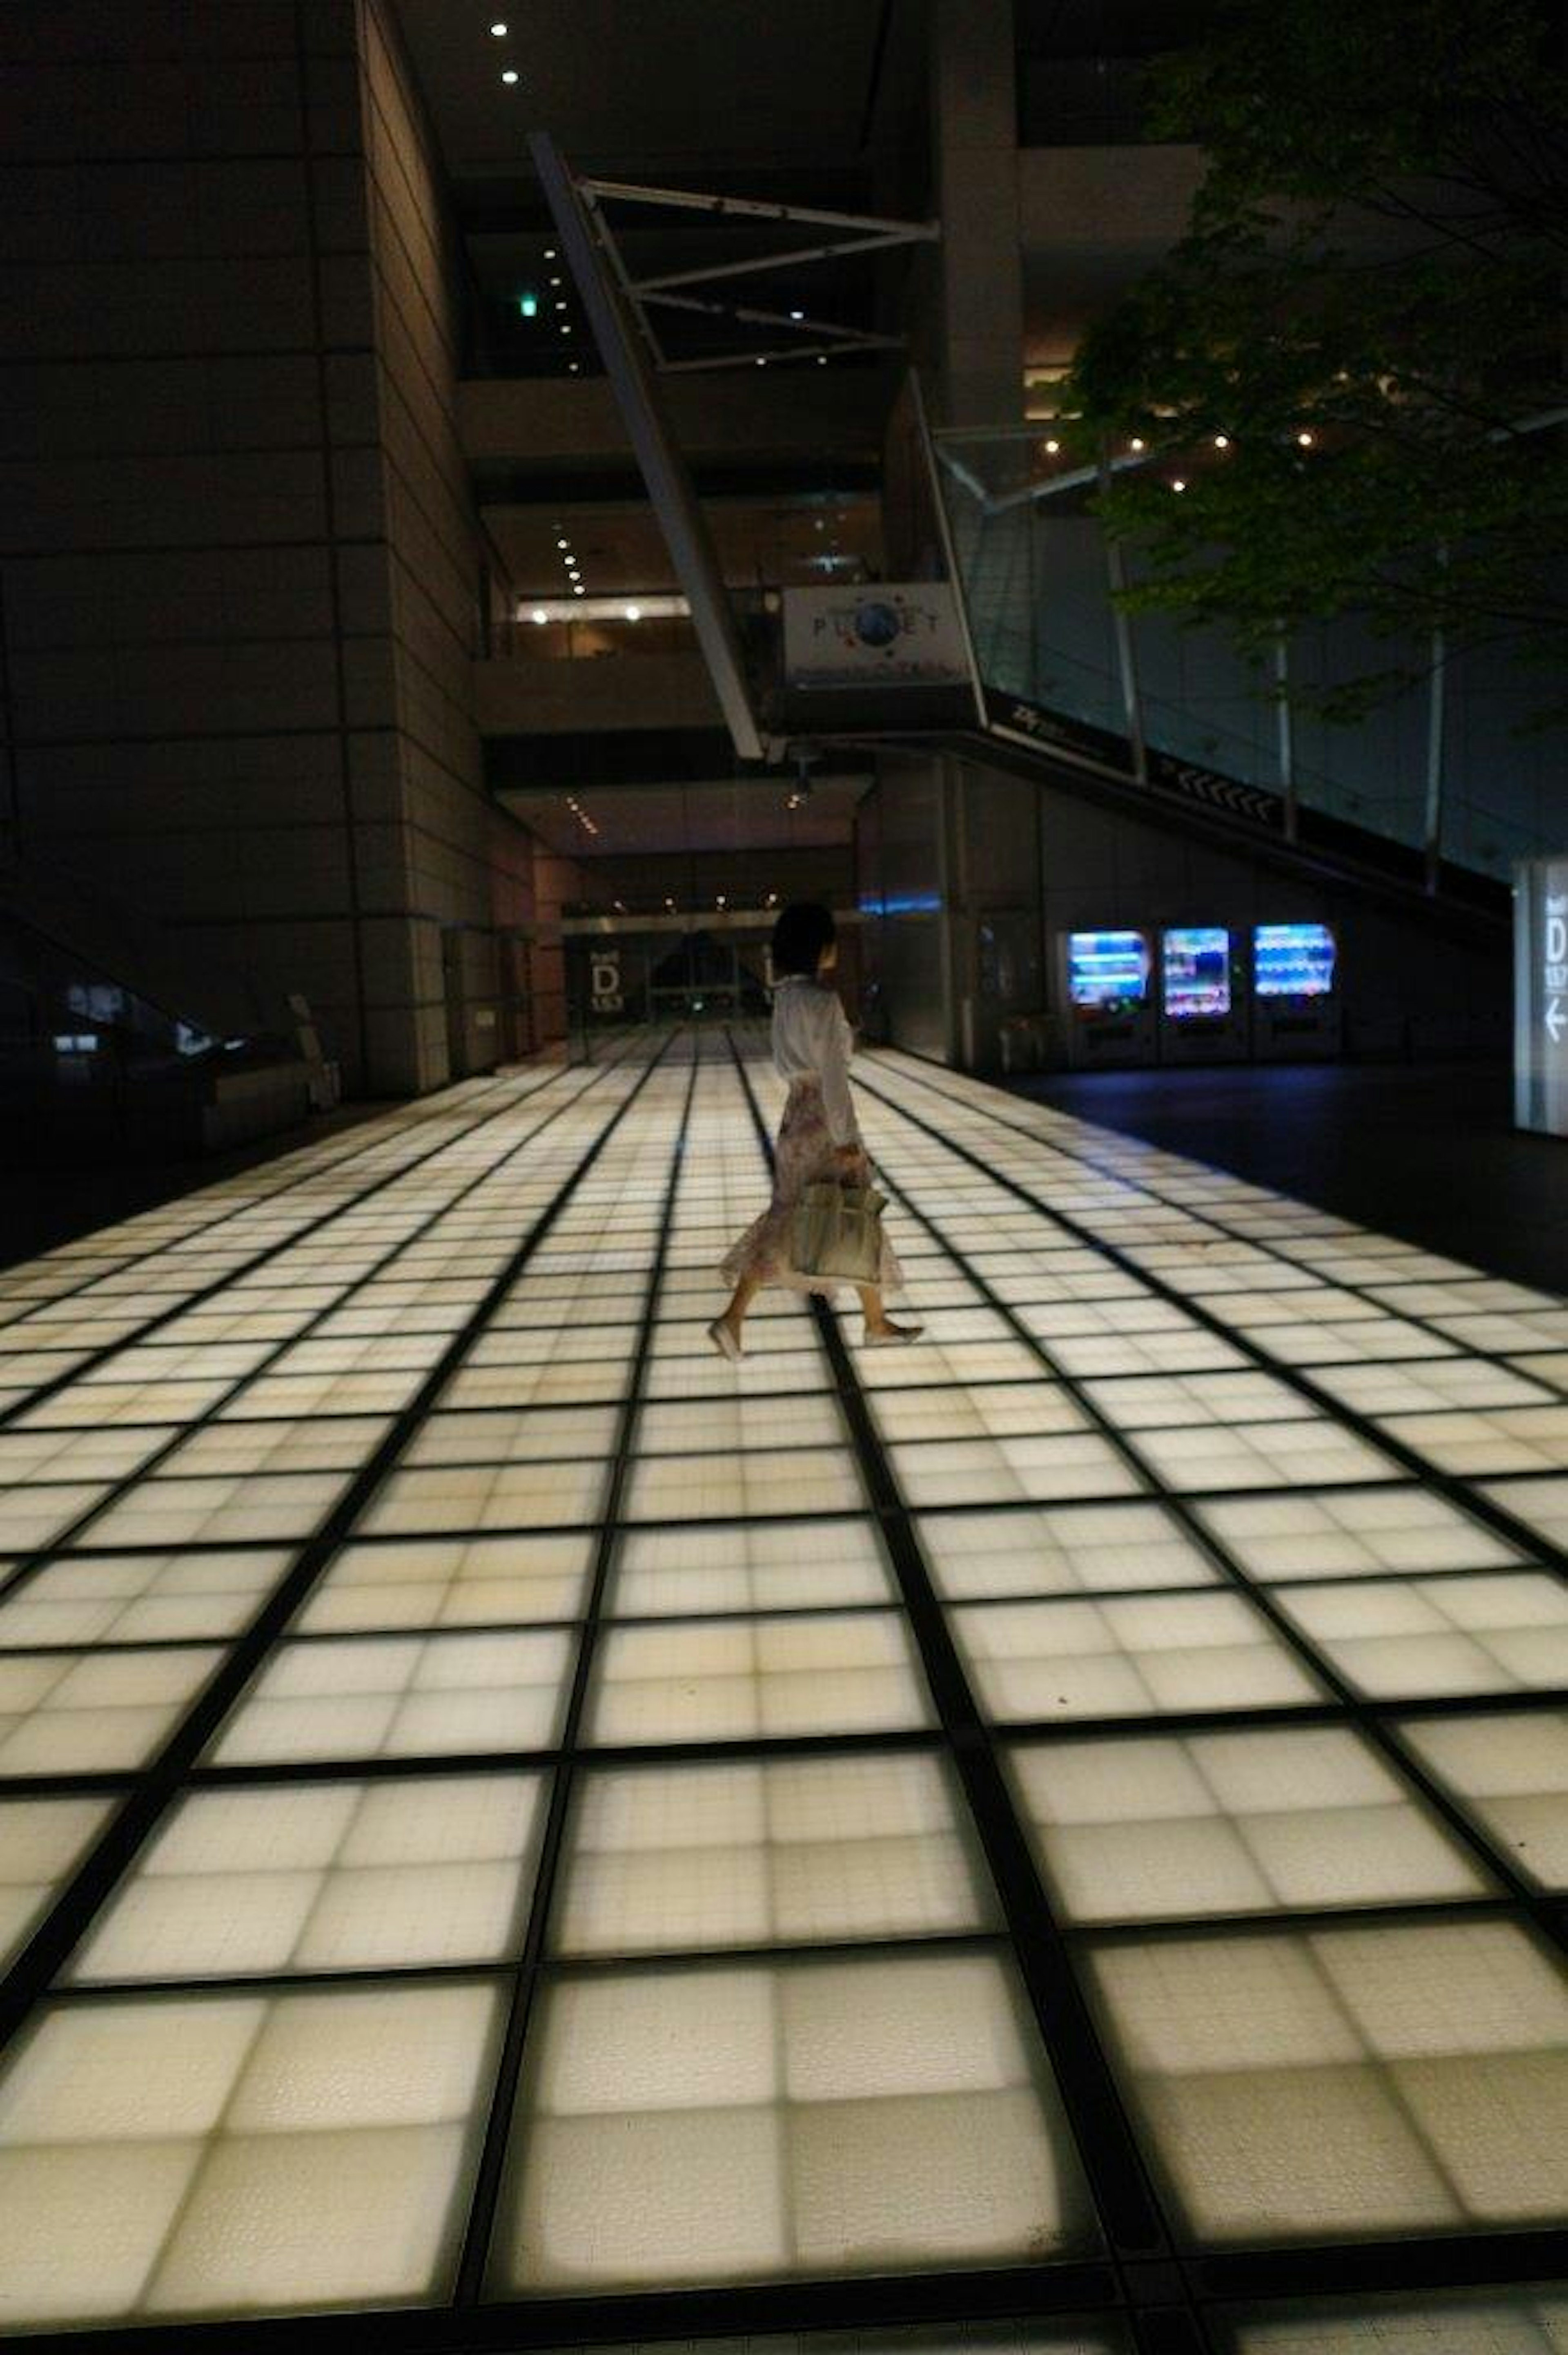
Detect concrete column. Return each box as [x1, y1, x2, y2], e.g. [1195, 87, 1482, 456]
[928, 0, 1025, 428]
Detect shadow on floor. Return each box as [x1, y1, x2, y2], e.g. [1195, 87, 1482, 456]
[1009, 1060, 1568, 1298]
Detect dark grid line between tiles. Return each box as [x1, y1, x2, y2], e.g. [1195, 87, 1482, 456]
[0, 1039, 673, 2054]
[853, 1061, 1568, 1608]
[0, 1064, 585, 1432]
[0, 1042, 649, 1602]
[840, 1080, 1564, 1949]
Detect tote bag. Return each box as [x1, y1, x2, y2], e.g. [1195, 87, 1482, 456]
[791, 1180, 887, 1284]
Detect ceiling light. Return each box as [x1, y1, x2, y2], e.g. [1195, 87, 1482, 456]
[544, 248, 556, 259]
[572, 583, 585, 595]
[1214, 433, 1230, 448]
[756, 357, 766, 367]
[557, 538, 570, 551]
[1130, 436, 1145, 453]
[817, 355, 827, 365]
[1171, 477, 1187, 493]
[554, 299, 567, 310]
[1043, 439, 1060, 455]
[530, 607, 548, 625]
[1297, 430, 1315, 447]
[549, 277, 561, 288]
[624, 604, 641, 621]
[789, 309, 804, 322]
[560, 324, 572, 335]
[614, 899, 626, 912]
[568, 361, 579, 372]
[665, 896, 675, 909]
[490, 20, 507, 32]
[501, 68, 519, 83]
[716, 894, 726, 908]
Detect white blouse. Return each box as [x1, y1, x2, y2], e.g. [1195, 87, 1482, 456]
[771, 976, 860, 1146]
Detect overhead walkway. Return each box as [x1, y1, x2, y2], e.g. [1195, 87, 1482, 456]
[0, 1035, 1563, 2351]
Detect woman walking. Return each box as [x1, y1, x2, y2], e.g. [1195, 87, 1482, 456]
[710, 901, 922, 1358]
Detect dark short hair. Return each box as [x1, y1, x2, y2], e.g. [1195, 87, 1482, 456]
[771, 901, 836, 979]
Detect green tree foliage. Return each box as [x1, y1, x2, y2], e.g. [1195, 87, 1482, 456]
[1060, 0, 1568, 720]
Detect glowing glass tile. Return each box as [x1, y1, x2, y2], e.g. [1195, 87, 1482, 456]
[889, 1432, 1141, 1507]
[0, 1481, 112, 1552]
[1042, 1328, 1248, 1378]
[0, 1982, 500, 2320]
[494, 1949, 1095, 2288]
[0, 1795, 115, 1967]
[918, 1501, 1217, 1599]
[85, 1472, 349, 1549]
[952, 1593, 1323, 1722]
[296, 1533, 593, 1633]
[1124, 1418, 1398, 1493]
[0, 1426, 176, 1485]
[0, 1647, 221, 1775]
[1088, 1918, 1568, 2242]
[589, 1611, 933, 1744]
[0, 1549, 288, 1648]
[1242, 1316, 1461, 1367]
[1313, 1360, 1554, 1415]
[610, 1516, 893, 1616]
[623, 1448, 866, 1523]
[1197, 1488, 1522, 1581]
[1274, 1574, 1568, 1698]
[354, 1458, 609, 1535]
[71, 1773, 547, 1981]
[399, 1405, 621, 1468]
[1010, 1725, 1487, 1922]
[1481, 1474, 1568, 1551]
[554, 1751, 995, 1954]
[1082, 1372, 1312, 1430]
[856, 1336, 1046, 1389]
[871, 1383, 1090, 1444]
[635, 1394, 848, 1454]
[209, 1629, 574, 1764]
[1396, 1709, 1568, 1888]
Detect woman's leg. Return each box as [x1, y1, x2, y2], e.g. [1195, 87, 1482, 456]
[719, 1271, 760, 1341]
[855, 1283, 921, 1343]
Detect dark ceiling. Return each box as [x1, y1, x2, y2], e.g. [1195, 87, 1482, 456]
[389, 0, 924, 197]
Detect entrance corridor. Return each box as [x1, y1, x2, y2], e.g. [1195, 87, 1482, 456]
[0, 1035, 1564, 2352]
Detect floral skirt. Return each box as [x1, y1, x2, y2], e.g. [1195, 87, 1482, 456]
[719, 1077, 904, 1299]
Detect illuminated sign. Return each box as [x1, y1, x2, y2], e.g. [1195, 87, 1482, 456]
[1163, 928, 1231, 1019]
[1254, 922, 1336, 998]
[1067, 931, 1149, 1012]
[1515, 856, 1568, 1136]
[782, 584, 969, 687]
[590, 949, 624, 1015]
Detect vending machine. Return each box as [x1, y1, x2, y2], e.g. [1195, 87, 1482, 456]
[1061, 929, 1157, 1067]
[1251, 922, 1341, 1059]
[1158, 925, 1248, 1064]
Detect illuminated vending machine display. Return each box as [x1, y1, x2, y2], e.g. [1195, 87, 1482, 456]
[1062, 929, 1156, 1066]
[1158, 925, 1247, 1062]
[1252, 921, 1342, 1059]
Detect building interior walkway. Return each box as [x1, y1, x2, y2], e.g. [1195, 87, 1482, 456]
[0, 1036, 1564, 2353]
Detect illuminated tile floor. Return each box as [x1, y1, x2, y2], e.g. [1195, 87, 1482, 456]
[0, 1035, 1564, 2353]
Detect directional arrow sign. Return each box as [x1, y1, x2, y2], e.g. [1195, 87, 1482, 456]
[1549, 998, 1566, 1044]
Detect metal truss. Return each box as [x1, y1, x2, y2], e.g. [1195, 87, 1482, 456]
[575, 174, 938, 375]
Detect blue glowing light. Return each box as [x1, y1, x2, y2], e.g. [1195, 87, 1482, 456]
[1163, 927, 1232, 1019]
[1254, 922, 1336, 997]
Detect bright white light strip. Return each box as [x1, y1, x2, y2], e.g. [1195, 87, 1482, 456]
[519, 594, 691, 623]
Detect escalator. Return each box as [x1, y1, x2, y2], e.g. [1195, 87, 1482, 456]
[0, 852, 318, 1167]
